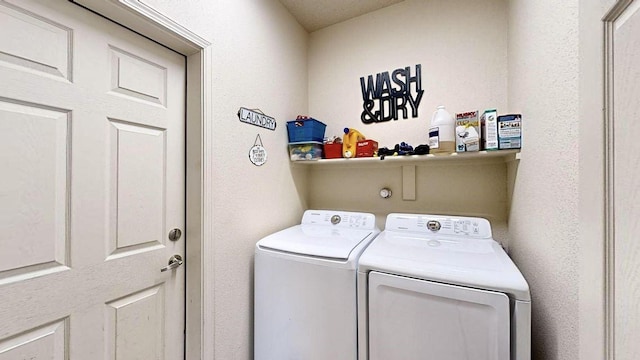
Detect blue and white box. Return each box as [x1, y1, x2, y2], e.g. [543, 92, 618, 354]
[498, 114, 522, 149]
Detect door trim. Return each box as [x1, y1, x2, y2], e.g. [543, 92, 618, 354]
[70, 1, 214, 358]
[603, 1, 635, 359]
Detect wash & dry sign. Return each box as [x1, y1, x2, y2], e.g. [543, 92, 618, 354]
[360, 64, 423, 124]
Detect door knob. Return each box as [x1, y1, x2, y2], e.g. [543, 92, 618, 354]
[160, 254, 183, 272]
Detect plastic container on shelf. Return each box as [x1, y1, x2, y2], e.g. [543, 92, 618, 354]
[289, 141, 323, 161]
[286, 118, 326, 142]
[428, 105, 455, 154]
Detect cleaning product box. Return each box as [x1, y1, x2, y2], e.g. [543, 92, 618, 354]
[481, 109, 499, 150]
[498, 114, 522, 149]
[455, 110, 480, 152]
[289, 141, 323, 161]
[356, 140, 378, 157]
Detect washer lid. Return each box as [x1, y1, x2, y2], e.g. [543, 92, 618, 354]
[358, 231, 531, 301]
[258, 225, 376, 260]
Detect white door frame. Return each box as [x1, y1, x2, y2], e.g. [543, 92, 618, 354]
[70, 1, 214, 359]
[603, 1, 636, 359]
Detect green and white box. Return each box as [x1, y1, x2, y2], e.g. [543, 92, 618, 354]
[481, 109, 498, 150]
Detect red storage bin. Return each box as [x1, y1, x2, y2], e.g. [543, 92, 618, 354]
[323, 143, 342, 159]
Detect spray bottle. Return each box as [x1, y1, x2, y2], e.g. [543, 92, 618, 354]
[429, 105, 455, 154]
[342, 127, 366, 158]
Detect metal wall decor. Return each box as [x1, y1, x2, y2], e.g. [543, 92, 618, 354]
[238, 107, 276, 130]
[359, 64, 424, 124]
[249, 134, 268, 166]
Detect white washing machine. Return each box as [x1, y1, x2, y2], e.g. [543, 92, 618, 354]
[254, 210, 380, 360]
[357, 213, 531, 360]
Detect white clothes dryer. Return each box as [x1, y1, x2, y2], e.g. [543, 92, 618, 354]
[254, 210, 380, 360]
[357, 213, 531, 360]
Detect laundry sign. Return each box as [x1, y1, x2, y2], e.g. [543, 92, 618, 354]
[238, 107, 276, 130]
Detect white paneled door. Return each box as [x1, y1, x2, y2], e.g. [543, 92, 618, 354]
[0, 0, 186, 358]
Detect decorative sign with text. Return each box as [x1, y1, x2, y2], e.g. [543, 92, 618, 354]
[359, 64, 424, 124]
[238, 107, 276, 131]
[249, 134, 267, 166]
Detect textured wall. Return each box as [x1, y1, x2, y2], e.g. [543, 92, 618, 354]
[131, 0, 589, 359]
[140, 1, 309, 359]
[306, 160, 512, 242]
[308, 0, 509, 148]
[306, 0, 511, 236]
[508, 0, 580, 359]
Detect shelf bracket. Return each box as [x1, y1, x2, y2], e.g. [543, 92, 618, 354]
[402, 165, 416, 201]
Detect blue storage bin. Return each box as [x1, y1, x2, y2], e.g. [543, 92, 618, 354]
[286, 118, 326, 142]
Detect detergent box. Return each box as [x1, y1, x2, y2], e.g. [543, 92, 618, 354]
[455, 110, 480, 152]
[481, 109, 499, 150]
[497, 114, 522, 149]
[356, 140, 378, 157]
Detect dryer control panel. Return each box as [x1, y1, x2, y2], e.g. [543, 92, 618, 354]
[302, 210, 376, 230]
[384, 213, 492, 238]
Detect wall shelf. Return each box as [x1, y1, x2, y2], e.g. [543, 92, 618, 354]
[290, 149, 520, 166]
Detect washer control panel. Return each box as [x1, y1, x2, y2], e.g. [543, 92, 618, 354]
[385, 213, 492, 238]
[302, 210, 376, 230]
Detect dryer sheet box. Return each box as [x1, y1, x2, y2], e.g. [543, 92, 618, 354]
[455, 110, 480, 152]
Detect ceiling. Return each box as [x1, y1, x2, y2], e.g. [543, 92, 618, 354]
[278, 0, 405, 32]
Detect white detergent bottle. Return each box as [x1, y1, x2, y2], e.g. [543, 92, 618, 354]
[429, 105, 455, 154]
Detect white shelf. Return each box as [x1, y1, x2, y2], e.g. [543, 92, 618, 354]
[290, 149, 520, 166]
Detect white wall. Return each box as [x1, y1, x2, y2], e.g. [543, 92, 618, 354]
[306, 0, 512, 238]
[126, 0, 602, 358]
[140, 1, 309, 358]
[309, 0, 587, 359]
[308, 0, 508, 147]
[508, 0, 580, 359]
[307, 160, 511, 238]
